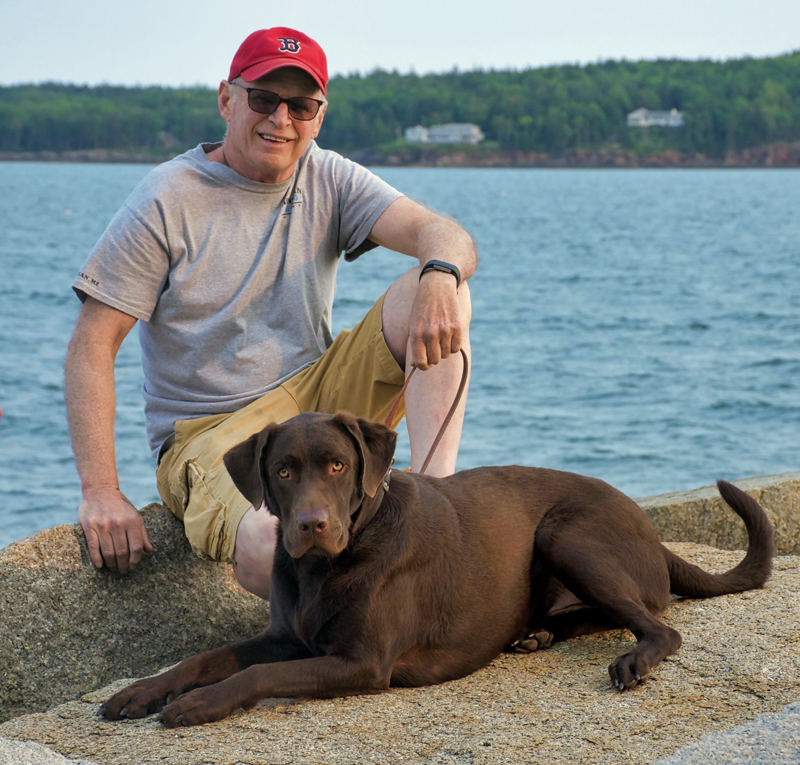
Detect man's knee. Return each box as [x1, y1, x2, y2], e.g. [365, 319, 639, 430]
[382, 268, 472, 364]
[233, 506, 278, 600]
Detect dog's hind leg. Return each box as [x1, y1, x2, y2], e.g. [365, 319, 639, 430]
[518, 607, 619, 652]
[515, 568, 618, 652]
[533, 514, 682, 690]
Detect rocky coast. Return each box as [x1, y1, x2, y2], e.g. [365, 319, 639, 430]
[3, 141, 800, 168]
[1, 473, 798, 764]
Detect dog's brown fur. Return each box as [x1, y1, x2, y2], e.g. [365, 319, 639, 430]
[100, 412, 774, 727]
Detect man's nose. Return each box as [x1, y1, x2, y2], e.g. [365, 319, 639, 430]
[296, 509, 329, 535]
[268, 102, 292, 129]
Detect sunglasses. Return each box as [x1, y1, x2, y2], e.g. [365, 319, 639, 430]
[229, 81, 325, 121]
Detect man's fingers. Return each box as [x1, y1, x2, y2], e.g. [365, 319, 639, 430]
[438, 321, 462, 360]
[440, 334, 453, 361]
[98, 530, 118, 572]
[85, 527, 104, 569]
[142, 525, 154, 554]
[410, 330, 430, 371]
[414, 324, 462, 369]
[450, 325, 463, 356]
[111, 528, 130, 574]
[127, 529, 145, 570]
[127, 517, 154, 571]
[425, 333, 442, 366]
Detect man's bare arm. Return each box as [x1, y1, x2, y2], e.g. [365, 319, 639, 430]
[368, 196, 478, 370]
[65, 296, 152, 573]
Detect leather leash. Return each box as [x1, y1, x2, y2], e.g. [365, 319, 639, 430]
[351, 347, 470, 536]
[384, 347, 470, 476]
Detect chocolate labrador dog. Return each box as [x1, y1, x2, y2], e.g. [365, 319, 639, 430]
[100, 412, 774, 727]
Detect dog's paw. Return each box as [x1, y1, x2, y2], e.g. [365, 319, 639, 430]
[510, 630, 554, 653]
[158, 687, 234, 728]
[608, 652, 649, 692]
[99, 678, 181, 721]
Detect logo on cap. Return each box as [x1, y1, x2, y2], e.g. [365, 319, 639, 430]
[278, 38, 301, 53]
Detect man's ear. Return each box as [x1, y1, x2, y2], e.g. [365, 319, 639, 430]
[223, 423, 278, 513]
[334, 412, 397, 497]
[218, 79, 233, 122]
[311, 100, 327, 139]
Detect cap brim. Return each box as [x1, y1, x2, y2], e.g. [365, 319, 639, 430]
[239, 59, 327, 95]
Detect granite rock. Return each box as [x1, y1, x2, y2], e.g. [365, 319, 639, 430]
[655, 701, 800, 764]
[0, 505, 268, 722]
[1, 544, 798, 765]
[637, 471, 800, 556]
[0, 736, 99, 765]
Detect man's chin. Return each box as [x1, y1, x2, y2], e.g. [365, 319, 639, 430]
[238, 146, 298, 183]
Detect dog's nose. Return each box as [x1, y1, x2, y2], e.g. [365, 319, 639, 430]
[296, 509, 329, 535]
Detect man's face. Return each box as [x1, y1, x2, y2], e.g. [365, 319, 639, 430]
[218, 67, 327, 184]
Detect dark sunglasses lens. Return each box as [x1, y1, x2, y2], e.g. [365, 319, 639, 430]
[287, 98, 320, 121]
[247, 90, 281, 115]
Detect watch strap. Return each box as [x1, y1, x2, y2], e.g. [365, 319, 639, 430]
[419, 260, 462, 288]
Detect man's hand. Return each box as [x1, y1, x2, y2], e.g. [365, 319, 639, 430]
[78, 487, 153, 574]
[409, 271, 463, 370]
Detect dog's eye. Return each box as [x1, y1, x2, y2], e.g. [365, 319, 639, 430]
[332, 461, 345, 473]
[278, 467, 290, 479]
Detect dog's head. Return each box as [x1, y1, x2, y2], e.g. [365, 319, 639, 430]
[223, 412, 397, 559]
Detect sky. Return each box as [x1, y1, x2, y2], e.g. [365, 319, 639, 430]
[1, 0, 798, 87]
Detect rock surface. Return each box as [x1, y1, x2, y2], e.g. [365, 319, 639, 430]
[0, 737, 98, 765]
[1, 544, 798, 765]
[638, 471, 800, 556]
[655, 701, 800, 764]
[0, 505, 268, 722]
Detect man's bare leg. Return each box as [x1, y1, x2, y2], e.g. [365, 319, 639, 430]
[382, 267, 472, 477]
[233, 506, 278, 600]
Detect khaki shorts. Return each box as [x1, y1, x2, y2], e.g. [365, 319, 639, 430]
[155, 292, 405, 563]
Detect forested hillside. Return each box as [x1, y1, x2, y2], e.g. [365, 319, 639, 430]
[1, 52, 798, 158]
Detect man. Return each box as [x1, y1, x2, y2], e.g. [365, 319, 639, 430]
[65, 27, 476, 599]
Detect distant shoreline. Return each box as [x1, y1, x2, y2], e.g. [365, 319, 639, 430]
[2, 142, 799, 168]
[0, 150, 178, 165]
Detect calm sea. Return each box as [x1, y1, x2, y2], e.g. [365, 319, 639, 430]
[1, 162, 798, 548]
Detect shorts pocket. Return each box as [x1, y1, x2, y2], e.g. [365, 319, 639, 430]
[182, 461, 227, 561]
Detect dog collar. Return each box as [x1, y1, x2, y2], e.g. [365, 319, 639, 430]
[351, 466, 392, 536]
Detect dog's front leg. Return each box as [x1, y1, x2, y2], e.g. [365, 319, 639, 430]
[159, 654, 389, 727]
[100, 632, 309, 720]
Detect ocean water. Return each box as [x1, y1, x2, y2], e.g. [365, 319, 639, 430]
[1, 163, 798, 548]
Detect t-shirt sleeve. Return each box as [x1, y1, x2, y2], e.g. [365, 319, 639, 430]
[72, 202, 170, 322]
[333, 156, 404, 261]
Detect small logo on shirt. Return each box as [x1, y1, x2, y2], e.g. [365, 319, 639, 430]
[278, 38, 301, 53]
[78, 271, 99, 287]
[282, 190, 303, 216]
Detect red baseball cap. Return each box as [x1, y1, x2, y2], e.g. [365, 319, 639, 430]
[228, 27, 328, 95]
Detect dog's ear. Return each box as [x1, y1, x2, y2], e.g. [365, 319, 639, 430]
[334, 412, 397, 498]
[223, 423, 278, 513]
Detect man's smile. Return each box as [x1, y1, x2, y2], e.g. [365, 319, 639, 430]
[258, 133, 291, 144]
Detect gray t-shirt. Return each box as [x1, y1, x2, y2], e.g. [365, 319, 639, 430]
[73, 141, 404, 457]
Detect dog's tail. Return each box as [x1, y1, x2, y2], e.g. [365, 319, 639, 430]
[662, 480, 774, 598]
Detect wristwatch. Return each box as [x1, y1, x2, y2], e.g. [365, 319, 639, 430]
[419, 260, 462, 288]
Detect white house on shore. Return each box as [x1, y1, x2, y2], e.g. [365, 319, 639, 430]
[404, 125, 430, 143]
[404, 123, 485, 144]
[627, 108, 684, 128]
